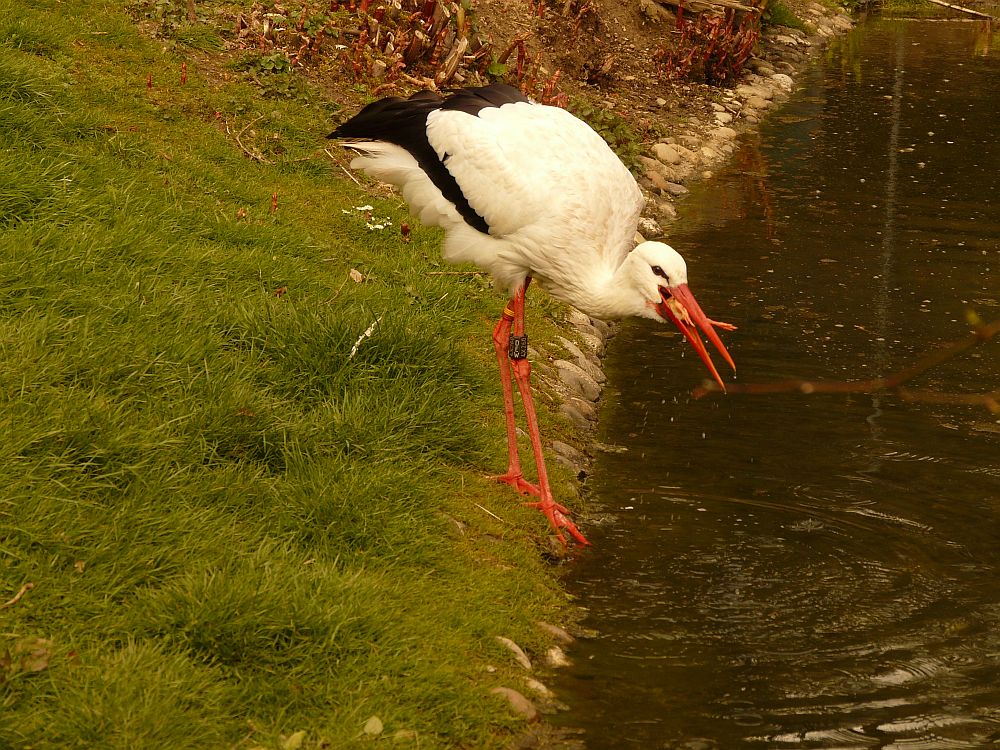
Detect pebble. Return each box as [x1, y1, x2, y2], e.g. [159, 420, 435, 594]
[657, 163, 680, 182]
[558, 404, 591, 430]
[771, 73, 794, 91]
[637, 216, 661, 237]
[556, 336, 605, 382]
[637, 154, 659, 170]
[550, 440, 586, 466]
[587, 317, 611, 338]
[545, 646, 571, 668]
[773, 33, 803, 46]
[495, 636, 532, 670]
[657, 201, 677, 220]
[491, 687, 539, 721]
[714, 111, 733, 125]
[645, 168, 671, 194]
[673, 143, 698, 162]
[524, 678, 553, 698]
[537, 620, 575, 644]
[554, 360, 601, 401]
[565, 309, 594, 329]
[652, 142, 681, 164]
[572, 328, 604, 355]
[565, 396, 596, 420]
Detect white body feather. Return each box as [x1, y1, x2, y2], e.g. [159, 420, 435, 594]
[344, 99, 670, 320]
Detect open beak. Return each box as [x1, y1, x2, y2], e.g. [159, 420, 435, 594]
[655, 284, 736, 391]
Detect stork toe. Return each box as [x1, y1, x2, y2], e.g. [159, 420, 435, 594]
[492, 471, 541, 497]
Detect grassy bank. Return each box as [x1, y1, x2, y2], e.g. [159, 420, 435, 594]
[0, 1, 583, 747]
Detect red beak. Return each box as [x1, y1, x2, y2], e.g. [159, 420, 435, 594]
[655, 283, 736, 391]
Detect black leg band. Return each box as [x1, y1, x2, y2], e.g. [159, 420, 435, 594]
[508, 334, 529, 360]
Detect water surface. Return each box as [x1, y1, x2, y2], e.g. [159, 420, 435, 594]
[556, 19, 1000, 750]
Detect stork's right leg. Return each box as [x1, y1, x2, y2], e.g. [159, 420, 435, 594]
[491, 300, 540, 497]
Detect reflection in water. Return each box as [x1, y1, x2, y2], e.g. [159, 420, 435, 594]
[867, 28, 904, 455]
[555, 19, 1000, 750]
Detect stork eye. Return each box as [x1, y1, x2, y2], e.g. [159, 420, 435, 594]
[651, 265, 669, 281]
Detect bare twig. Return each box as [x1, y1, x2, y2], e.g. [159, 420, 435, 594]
[925, 0, 996, 19]
[695, 317, 1000, 413]
[319, 274, 352, 306]
[475, 503, 505, 523]
[1, 583, 34, 610]
[883, 317, 1000, 388]
[226, 114, 270, 164]
[325, 149, 362, 185]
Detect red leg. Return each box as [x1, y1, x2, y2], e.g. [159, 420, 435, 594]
[490, 301, 539, 498]
[501, 282, 590, 546]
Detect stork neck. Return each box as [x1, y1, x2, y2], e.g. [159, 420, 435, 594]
[576, 254, 646, 321]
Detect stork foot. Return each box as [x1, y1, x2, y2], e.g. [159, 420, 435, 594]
[525, 499, 590, 547]
[492, 471, 540, 497]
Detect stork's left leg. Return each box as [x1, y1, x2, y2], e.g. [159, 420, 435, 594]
[505, 283, 590, 547]
[491, 295, 540, 498]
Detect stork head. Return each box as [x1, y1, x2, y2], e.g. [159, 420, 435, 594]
[629, 241, 736, 390]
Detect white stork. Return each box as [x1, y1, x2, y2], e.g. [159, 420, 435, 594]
[330, 84, 735, 546]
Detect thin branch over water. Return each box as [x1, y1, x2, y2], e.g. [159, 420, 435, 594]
[694, 314, 1000, 413]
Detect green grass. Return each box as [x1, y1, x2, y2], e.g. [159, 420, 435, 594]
[0, 1, 583, 747]
[763, 0, 809, 31]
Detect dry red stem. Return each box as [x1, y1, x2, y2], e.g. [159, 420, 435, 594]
[657, 2, 760, 85]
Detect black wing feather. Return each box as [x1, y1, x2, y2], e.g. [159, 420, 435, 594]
[329, 85, 531, 236]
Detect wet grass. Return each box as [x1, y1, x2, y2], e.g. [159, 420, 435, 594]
[0, 1, 580, 747]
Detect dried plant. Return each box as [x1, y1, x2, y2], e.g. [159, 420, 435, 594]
[232, 1, 571, 105]
[235, 1, 490, 88]
[655, 3, 761, 86]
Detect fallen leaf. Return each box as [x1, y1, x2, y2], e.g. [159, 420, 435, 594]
[16, 637, 53, 673]
[74, 560, 86, 573]
[362, 715, 384, 736]
[349, 269, 364, 284]
[278, 730, 306, 750]
[273, 286, 288, 298]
